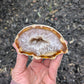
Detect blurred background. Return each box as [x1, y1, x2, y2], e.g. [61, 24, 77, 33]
[0, 0, 84, 84]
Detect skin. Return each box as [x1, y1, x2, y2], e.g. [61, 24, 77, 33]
[11, 43, 64, 84]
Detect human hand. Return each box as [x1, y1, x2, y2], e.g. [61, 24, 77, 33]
[11, 43, 63, 84]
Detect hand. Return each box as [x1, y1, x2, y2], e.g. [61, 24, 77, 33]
[11, 43, 63, 84]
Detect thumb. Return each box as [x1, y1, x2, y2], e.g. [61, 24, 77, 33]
[12, 43, 28, 73]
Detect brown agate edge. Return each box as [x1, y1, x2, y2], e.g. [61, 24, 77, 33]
[15, 24, 68, 59]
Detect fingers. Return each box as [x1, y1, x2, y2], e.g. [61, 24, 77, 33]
[12, 43, 28, 73]
[49, 54, 63, 71]
[32, 58, 43, 63]
[13, 43, 19, 54]
[14, 54, 28, 72]
[65, 40, 68, 45]
[49, 54, 63, 80]
[43, 59, 51, 67]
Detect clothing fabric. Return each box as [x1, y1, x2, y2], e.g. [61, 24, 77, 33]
[10, 80, 18, 84]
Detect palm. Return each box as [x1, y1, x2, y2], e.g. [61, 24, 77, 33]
[26, 59, 56, 84]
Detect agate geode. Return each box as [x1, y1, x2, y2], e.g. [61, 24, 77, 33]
[15, 24, 68, 59]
